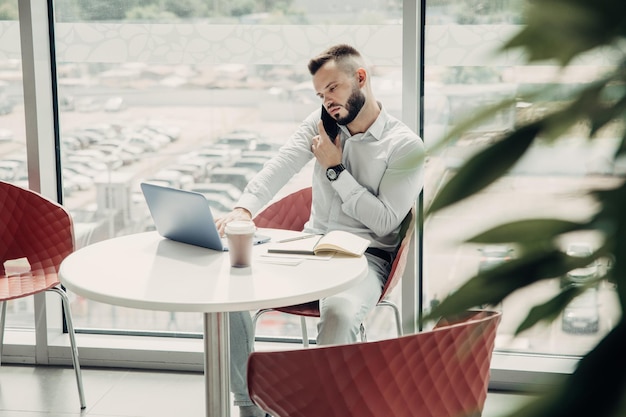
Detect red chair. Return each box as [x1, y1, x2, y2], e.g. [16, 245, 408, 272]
[0, 181, 86, 409]
[252, 186, 415, 346]
[247, 310, 502, 417]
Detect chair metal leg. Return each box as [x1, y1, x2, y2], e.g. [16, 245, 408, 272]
[254, 309, 311, 348]
[359, 322, 366, 342]
[361, 301, 402, 342]
[251, 308, 273, 349]
[300, 316, 309, 348]
[0, 301, 6, 363]
[378, 300, 403, 336]
[49, 287, 86, 409]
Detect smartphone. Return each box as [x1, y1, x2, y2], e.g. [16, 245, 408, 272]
[321, 105, 339, 143]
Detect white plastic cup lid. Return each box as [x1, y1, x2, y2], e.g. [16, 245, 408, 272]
[225, 220, 256, 235]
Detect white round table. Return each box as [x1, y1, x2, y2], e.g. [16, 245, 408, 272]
[59, 230, 368, 417]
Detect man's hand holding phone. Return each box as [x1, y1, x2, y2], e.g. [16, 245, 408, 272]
[321, 105, 339, 143]
[313, 119, 342, 168]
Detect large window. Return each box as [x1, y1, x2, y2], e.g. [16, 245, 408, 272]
[50, 1, 405, 340]
[423, 0, 619, 358]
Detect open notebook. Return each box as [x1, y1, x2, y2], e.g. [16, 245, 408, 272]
[267, 231, 369, 256]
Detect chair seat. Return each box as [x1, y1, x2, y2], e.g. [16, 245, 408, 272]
[274, 301, 320, 317]
[0, 271, 60, 301]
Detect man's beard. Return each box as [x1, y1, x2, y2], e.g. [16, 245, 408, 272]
[336, 85, 366, 126]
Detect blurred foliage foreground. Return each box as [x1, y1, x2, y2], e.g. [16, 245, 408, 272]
[423, 1, 626, 417]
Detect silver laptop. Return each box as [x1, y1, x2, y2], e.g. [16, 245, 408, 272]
[140, 182, 270, 251]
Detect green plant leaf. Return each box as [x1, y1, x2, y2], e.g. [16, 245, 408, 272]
[515, 287, 582, 334]
[425, 248, 572, 321]
[424, 242, 609, 325]
[467, 219, 586, 244]
[615, 127, 626, 158]
[503, 0, 626, 66]
[426, 122, 540, 215]
[425, 95, 522, 155]
[539, 81, 607, 140]
[588, 75, 626, 137]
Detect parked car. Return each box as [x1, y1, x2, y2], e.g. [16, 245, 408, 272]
[478, 244, 514, 273]
[74, 97, 100, 112]
[207, 167, 255, 191]
[66, 153, 122, 172]
[202, 192, 236, 217]
[166, 163, 206, 182]
[0, 94, 13, 114]
[254, 141, 281, 152]
[93, 140, 144, 165]
[58, 95, 75, 111]
[123, 133, 163, 152]
[147, 169, 194, 189]
[240, 150, 276, 160]
[566, 242, 593, 257]
[0, 160, 24, 181]
[64, 161, 99, 178]
[232, 157, 268, 173]
[65, 129, 104, 147]
[562, 288, 600, 334]
[63, 168, 94, 191]
[215, 131, 259, 151]
[186, 146, 238, 167]
[561, 242, 599, 288]
[104, 96, 125, 112]
[139, 121, 181, 142]
[61, 135, 84, 150]
[0, 128, 14, 142]
[188, 183, 242, 202]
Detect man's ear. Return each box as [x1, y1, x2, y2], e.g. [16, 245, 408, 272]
[356, 68, 367, 86]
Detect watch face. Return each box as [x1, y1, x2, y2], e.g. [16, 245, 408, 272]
[326, 168, 338, 180]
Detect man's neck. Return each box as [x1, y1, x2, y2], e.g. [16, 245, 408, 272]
[346, 99, 381, 135]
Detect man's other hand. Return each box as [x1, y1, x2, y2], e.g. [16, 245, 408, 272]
[215, 207, 252, 236]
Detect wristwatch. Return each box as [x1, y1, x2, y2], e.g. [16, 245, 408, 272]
[326, 164, 345, 181]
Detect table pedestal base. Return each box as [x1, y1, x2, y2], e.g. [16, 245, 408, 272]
[204, 312, 230, 417]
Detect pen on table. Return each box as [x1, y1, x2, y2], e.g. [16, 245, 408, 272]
[276, 234, 320, 243]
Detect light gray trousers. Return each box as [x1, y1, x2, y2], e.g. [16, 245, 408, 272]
[229, 253, 391, 407]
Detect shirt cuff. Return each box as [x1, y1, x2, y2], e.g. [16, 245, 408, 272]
[235, 193, 264, 217]
[331, 169, 363, 203]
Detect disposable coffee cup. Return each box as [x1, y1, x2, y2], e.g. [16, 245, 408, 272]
[225, 220, 256, 268]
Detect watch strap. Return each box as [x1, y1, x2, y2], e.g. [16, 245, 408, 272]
[326, 164, 345, 181]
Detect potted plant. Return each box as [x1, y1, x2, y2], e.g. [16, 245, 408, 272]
[424, 1, 626, 416]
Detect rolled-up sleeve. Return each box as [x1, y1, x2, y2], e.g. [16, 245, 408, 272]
[236, 112, 317, 216]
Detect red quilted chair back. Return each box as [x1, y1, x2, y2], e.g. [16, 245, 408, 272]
[0, 181, 75, 301]
[379, 205, 415, 302]
[248, 310, 502, 417]
[253, 187, 312, 231]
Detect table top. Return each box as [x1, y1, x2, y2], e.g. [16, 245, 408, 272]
[59, 229, 368, 313]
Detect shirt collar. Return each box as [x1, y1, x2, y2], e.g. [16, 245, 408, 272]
[342, 102, 388, 141]
[367, 102, 388, 141]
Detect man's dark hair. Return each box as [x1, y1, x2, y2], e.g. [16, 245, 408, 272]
[307, 44, 362, 76]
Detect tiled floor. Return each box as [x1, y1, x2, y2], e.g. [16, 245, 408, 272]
[0, 364, 533, 417]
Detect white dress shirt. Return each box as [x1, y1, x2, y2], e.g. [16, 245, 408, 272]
[237, 105, 424, 252]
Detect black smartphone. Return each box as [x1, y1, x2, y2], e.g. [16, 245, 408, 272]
[321, 105, 339, 143]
